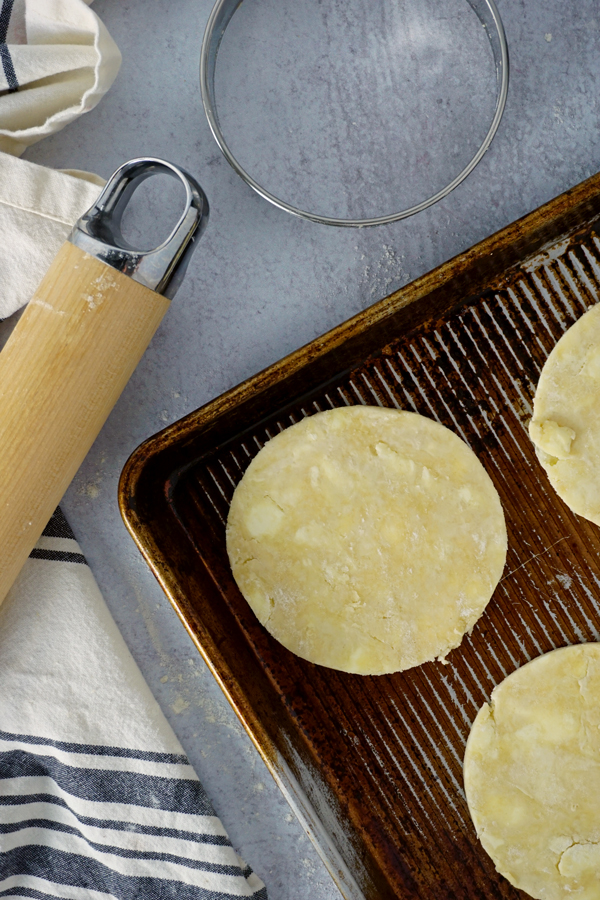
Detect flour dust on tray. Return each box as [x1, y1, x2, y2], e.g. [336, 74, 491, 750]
[226, 406, 507, 675]
[529, 303, 600, 525]
[464, 643, 600, 900]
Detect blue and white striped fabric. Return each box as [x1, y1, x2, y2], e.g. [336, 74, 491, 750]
[0, 0, 19, 94]
[0, 510, 267, 899]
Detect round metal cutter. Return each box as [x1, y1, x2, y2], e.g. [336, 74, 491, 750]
[200, 0, 509, 228]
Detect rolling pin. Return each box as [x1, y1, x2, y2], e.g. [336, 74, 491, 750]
[0, 157, 208, 605]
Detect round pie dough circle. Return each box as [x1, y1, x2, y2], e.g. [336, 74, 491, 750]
[464, 644, 600, 900]
[529, 304, 600, 525]
[226, 407, 506, 675]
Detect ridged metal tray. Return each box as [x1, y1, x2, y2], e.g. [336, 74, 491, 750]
[120, 172, 600, 900]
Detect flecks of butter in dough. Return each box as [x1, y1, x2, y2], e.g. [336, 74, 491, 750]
[529, 418, 576, 459]
[240, 579, 273, 625]
[534, 444, 559, 468]
[294, 522, 331, 546]
[375, 441, 416, 478]
[583, 347, 600, 379]
[558, 842, 600, 879]
[244, 496, 285, 539]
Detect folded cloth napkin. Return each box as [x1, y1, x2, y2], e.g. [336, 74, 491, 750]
[0, 152, 104, 318]
[0, 0, 121, 156]
[0, 0, 120, 318]
[0, 508, 268, 899]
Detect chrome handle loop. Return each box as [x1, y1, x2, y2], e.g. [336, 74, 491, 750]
[69, 157, 209, 298]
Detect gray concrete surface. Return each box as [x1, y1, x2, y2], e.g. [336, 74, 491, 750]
[12, 0, 600, 896]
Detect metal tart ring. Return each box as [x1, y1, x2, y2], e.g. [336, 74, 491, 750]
[200, 0, 509, 228]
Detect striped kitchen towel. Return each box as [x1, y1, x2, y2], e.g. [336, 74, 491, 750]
[0, 508, 268, 899]
[0, 0, 121, 319]
[0, 0, 121, 156]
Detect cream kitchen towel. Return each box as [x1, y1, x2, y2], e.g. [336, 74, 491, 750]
[0, 0, 121, 156]
[0, 151, 104, 318]
[0, 0, 120, 318]
[0, 507, 268, 899]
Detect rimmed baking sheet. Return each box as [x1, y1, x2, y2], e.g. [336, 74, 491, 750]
[120, 172, 600, 900]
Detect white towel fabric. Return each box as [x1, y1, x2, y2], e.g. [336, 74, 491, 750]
[0, 152, 104, 318]
[0, 509, 268, 899]
[0, 0, 119, 318]
[0, 0, 121, 156]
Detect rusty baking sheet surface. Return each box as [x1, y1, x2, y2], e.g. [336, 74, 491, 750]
[120, 173, 600, 900]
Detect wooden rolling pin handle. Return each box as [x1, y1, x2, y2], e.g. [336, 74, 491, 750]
[0, 156, 208, 606]
[0, 242, 171, 604]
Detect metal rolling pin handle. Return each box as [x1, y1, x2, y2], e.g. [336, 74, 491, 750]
[0, 157, 209, 605]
